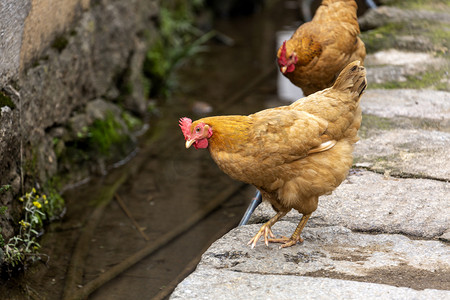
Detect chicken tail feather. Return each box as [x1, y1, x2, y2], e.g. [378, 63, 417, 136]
[331, 61, 367, 98]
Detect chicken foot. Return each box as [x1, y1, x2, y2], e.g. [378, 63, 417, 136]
[248, 211, 287, 248]
[269, 213, 311, 248]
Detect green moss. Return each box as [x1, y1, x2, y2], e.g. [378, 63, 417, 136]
[413, 118, 448, 132]
[361, 23, 402, 53]
[369, 68, 449, 91]
[361, 21, 450, 55]
[359, 114, 394, 138]
[122, 111, 143, 131]
[427, 25, 450, 54]
[23, 150, 39, 179]
[0, 206, 7, 216]
[53, 138, 65, 159]
[0, 92, 15, 109]
[51, 35, 69, 52]
[89, 113, 129, 156]
[58, 111, 133, 173]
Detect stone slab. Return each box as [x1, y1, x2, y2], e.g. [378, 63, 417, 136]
[354, 129, 450, 180]
[171, 267, 450, 300]
[198, 223, 449, 277]
[359, 6, 450, 31]
[361, 89, 450, 122]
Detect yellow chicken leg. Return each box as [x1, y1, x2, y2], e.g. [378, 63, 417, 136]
[269, 213, 311, 248]
[248, 211, 287, 248]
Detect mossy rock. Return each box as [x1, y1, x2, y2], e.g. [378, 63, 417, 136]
[359, 114, 395, 138]
[369, 68, 450, 91]
[380, 0, 450, 12]
[361, 20, 450, 54]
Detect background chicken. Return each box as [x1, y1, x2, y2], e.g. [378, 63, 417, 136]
[277, 0, 366, 96]
[180, 61, 366, 248]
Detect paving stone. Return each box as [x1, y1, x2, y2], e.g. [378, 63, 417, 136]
[354, 129, 450, 180]
[365, 50, 446, 85]
[199, 223, 449, 276]
[361, 89, 450, 122]
[171, 267, 450, 300]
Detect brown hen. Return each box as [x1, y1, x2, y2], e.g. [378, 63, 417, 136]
[180, 61, 366, 248]
[277, 0, 366, 96]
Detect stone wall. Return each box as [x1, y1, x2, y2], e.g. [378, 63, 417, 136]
[0, 0, 159, 241]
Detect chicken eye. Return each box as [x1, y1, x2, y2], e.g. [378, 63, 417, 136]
[195, 127, 201, 133]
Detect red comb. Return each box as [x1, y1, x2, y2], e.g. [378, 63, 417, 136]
[179, 117, 192, 139]
[278, 41, 288, 65]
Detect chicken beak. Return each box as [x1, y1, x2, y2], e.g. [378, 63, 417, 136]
[185, 139, 195, 149]
[281, 66, 287, 73]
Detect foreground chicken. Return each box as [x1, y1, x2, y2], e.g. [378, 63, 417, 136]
[277, 0, 366, 95]
[180, 61, 366, 248]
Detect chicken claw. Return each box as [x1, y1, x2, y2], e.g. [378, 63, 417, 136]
[248, 223, 276, 248]
[247, 211, 287, 248]
[269, 213, 311, 249]
[269, 236, 304, 249]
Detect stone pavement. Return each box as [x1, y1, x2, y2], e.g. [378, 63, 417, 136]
[171, 269, 449, 300]
[170, 89, 450, 298]
[171, 4, 450, 299]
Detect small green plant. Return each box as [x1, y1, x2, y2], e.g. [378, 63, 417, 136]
[143, 1, 214, 98]
[0, 185, 10, 194]
[1, 188, 56, 269]
[0, 206, 7, 216]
